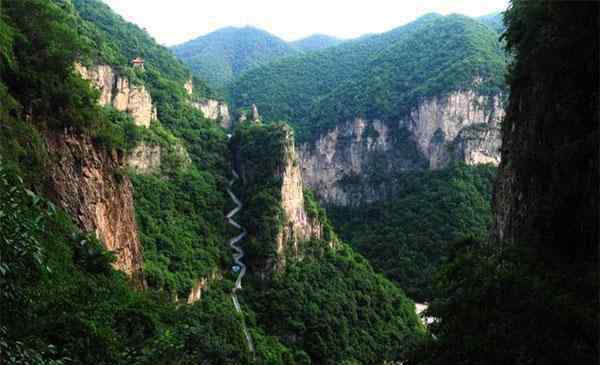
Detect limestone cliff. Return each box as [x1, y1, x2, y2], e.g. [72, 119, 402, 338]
[299, 90, 504, 206]
[234, 124, 332, 276]
[406, 90, 504, 168]
[192, 99, 231, 129]
[75, 63, 156, 127]
[275, 126, 328, 264]
[45, 129, 144, 286]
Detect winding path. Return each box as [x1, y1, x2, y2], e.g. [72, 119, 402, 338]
[226, 168, 255, 353]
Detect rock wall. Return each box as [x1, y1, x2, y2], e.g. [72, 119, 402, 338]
[192, 99, 231, 129]
[45, 129, 144, 286]
[299, 118, 425, 206]
[406, 90, 504, 168]
[276, 127, 326, 266]
[75, 63, 156, 127]
[236, 124, 331, 275]
[299, 90, 504, 206]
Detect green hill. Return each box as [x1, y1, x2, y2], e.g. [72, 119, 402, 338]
[231, 13, 506, 141]
[172, 26, 301, 90]
[290, 34, 343, 51]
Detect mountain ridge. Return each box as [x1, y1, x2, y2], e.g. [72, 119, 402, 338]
[171, 26, 301, 90]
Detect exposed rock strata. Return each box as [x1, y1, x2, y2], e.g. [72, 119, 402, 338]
[75, 63, 156, 127]
[236, 125, 331, 276]
[406, 90, 504, 168]
[45, 130, 144, 286]
[192, 99, 231, 129]
[299, 118, 425, 206]
[299, 90, 504, 206]
[276, 127, 326, 267]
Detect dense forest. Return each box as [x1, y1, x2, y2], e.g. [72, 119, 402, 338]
[231, 122, 424, 364]
[72, 0, 234, 299]
[330, 163, 496, 301]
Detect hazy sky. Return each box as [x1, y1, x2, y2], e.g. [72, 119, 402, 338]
[102, 0, 510, 46]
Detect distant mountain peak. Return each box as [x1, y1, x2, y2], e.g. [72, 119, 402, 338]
[290, 34, 343, 52]
[171, 26, 300, 89]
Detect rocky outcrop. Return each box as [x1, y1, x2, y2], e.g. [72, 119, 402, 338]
[452, 123, 501, 165]
[299, 90, 504, 206]
[235, 124, 332, 275]
[186, 271, 222, 304]
[45, 129, 144, 286]
[238, 104, 261, 124]
[276, 127, 327, 265]
[299, 118, 426, 206]
[193, 99, 231, 129]
[75, 63, 156, 127]
[184, 79, 194, 95]
[405, 90, 504, 168]
[126, 142, 161, 174]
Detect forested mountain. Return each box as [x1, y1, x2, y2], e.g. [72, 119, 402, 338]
[290, 34, 343, 51]
[171, 26, 300, 90]
[232, 13, 506, 140]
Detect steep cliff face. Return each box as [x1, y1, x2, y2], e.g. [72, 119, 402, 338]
[275, 127, 327, 264]
[406, 90, 504, 168]
[299, 118, 415, 206]
[192, 99, 232, 129]
[75, 63, 156, 127]
[184, 78, 232, 128]
[299, 90, 503, 206]
[234, 124, 332, 276]
[45, 130, 144, 286]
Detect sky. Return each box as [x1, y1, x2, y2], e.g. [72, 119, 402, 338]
[102, 0, 510, 46]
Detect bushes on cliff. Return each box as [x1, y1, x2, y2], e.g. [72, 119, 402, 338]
[0, 163, 263, 364]
[131, 168, 230, 298]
